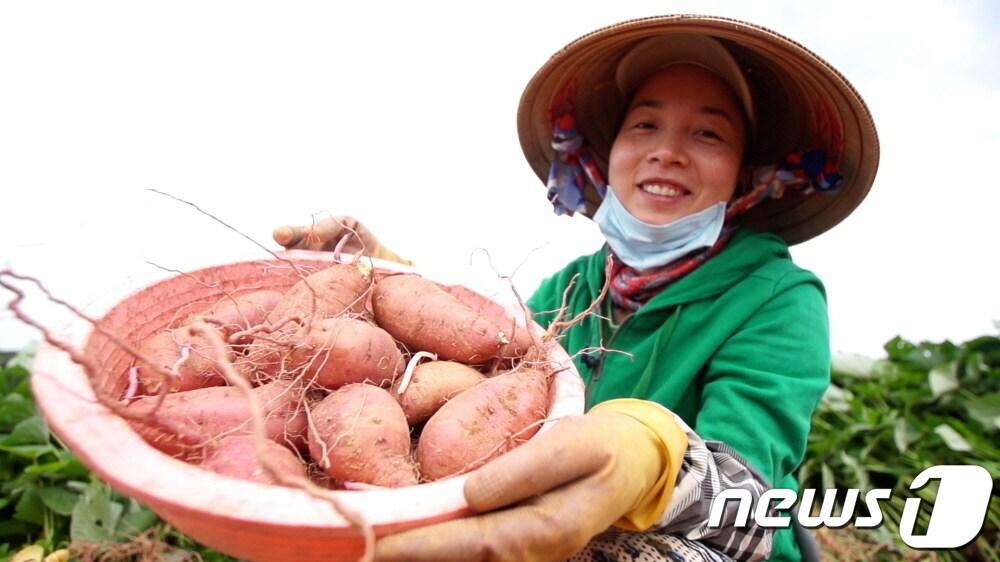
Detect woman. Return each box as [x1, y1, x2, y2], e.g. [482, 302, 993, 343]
[274, 15, 878, 562]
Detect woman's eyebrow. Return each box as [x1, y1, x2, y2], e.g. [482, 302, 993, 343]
[627, 99, 664, 111]
[700, 106, 736, 125]
[627, 100, 737, 125]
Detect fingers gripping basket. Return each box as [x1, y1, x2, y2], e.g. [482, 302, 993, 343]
[31, 252, 585, 562]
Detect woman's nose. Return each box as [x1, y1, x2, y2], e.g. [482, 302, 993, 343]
[645, 132, 689, 166]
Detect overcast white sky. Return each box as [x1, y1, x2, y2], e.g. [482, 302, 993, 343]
[1, 0, 998, 357]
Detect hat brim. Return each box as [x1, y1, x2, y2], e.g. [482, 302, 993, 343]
[517, 15, 879, 244]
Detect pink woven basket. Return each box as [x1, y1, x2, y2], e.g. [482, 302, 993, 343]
[31, 252, 584, 562]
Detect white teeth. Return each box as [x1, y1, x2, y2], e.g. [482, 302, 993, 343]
[641, 184, 684, 197]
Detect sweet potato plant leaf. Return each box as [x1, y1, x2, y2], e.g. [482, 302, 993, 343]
[23, 455, 89, 478]
[893, 418, 921, 453]
[0, 444, 53, 460]
[885, 336, 960, 370]
[1, 416, 49, 446]
[114, 499, 158, 538]
[963, 335, 1000, 356]
[0, 394, 34, 430]
[820, 384, 852, 412]
[70, 480, 122, 543]
[933, 424, 972, 451]
[13, 485, 45, 525]
[961, 351, 988, 383]
[839, 451, 870, 491]
[965, 392, 1000, 432]
[0, 365, 31, 393]
[870, 359, 902, 379]
[883, 336, 912, 361]
[928, 362, 959, 397]
[64, 480, 89, 493]
[38, 486, 79, 516]
[0, 365, 33, 401]
[821, 463, 835, 491]
[0, 519, 33, 538]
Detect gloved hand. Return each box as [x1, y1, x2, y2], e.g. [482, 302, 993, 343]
[272, 215, 412, 265]
[374, 399, 688, 562]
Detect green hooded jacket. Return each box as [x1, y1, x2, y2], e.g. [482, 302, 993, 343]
[527, 228, 831, 562]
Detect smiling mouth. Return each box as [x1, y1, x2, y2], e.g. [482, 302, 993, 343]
[639, 183, 690, 197]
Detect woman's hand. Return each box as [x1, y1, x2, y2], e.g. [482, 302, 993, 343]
[272, 215, 412, 265]
[374, 405, 685, 562]
[272, 215, 378, 254]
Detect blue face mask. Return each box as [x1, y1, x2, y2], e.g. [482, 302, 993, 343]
[593, 186, 727, 271]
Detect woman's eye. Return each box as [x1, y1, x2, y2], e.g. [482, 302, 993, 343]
[633, 121, 655, 130]
[697, 129, 722, 140]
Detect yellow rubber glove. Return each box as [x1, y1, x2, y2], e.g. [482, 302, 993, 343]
[11, 545, 43, 562]
[12, 546, 70, 562]
[43, 550, 69, 562]
[590, 399, 689, 531]
[374, 399, 688, 562]
[272, 215, 413, 266]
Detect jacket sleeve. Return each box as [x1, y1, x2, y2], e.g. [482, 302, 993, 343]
[694, 271, 831, 490]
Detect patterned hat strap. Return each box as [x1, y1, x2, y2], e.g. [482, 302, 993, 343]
[546, 114, 608, 216]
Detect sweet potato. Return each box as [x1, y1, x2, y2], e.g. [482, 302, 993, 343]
[124, 379, 307, 458]
[198, 435, 308, 486]
[308, 383, 418, 487]
[236, 264, 371, 383]
[372, 274, 532, 364]
[416, 367, 549, 481]
[233, 338, 288, 385]
[266, 263, 369, 326]
[441, 284, 535, 358]
[393, 361, 486, 425]
[288, 317, 404, 390]
[136, 324, 228, 394]
[192, 289, 283, 346]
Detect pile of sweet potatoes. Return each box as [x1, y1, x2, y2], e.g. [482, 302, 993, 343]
[119, 262, 550, 489]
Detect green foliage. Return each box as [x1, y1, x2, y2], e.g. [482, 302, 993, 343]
[804, 334, 1000, 561]
[0, 352, 234, 561]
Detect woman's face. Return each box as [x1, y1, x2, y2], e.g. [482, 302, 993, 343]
[608, 64, 748, 225]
